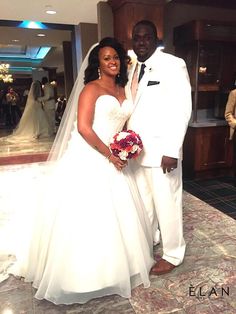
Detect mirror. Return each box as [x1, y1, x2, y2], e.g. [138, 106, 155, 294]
[0, 22, 73, 165]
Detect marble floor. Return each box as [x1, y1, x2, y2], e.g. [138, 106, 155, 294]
[0, 190, 235, 314]
[0, 128, 54, 165]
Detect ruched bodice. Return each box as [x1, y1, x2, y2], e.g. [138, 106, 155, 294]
[92, 95, 133, 144]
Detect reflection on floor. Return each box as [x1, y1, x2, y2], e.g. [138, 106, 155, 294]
[0, 191, 235, 313]
[0, 128, 54, 165]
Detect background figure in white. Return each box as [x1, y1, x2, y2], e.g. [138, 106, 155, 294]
[22, 88, 29, 107]
[38, 77, 56, 136]
[3, 80, 50, 141]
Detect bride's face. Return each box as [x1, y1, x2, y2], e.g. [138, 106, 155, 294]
[98, 47, 120, 78]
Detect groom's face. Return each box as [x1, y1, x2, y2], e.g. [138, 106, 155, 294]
[132, 25, 157, 62]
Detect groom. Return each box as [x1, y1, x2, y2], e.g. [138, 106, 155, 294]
[38, 76, 56, 136]
[126, 20, 192, 274]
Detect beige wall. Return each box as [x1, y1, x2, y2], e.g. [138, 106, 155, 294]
[97, 1, 114, 40]
[72, 23, 98, 79]
[80, 23, 98, 59]
[71, 1, 113, 81]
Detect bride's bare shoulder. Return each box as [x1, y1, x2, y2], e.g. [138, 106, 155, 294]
[80, 81, 103, 99]
[79, 81, 102, 105]
[83, 80, 102, 93]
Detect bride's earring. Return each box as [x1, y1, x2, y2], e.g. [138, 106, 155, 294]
[98, 68, 101, 79]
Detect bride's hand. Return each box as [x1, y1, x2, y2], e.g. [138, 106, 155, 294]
[109, 155, 127, 171]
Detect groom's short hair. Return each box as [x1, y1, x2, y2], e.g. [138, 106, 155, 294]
[133, 20, 158, 39]
[42, 76, 48, 85]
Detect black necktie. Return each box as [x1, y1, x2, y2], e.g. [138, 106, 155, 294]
[138, 63, 146, 82]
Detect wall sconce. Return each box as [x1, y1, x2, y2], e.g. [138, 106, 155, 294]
[0, 63, 13, 83]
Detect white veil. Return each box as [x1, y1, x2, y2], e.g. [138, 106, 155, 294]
[47, 43, 98, 162]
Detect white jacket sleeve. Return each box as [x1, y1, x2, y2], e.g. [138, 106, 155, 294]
[162, 59, 192, 158]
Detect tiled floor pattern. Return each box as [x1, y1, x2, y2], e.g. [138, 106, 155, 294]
[184, 176, 236, 220]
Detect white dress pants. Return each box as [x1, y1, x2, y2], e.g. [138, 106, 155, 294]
[44, 106, 55, 136]
[130, 160, 186, 266]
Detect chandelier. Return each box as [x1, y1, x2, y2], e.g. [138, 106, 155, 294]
[0, 63, 13, 83]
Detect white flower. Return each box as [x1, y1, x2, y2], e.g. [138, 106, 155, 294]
[119, 150, 128, 160]
[131, 144, 139, 153]
[116, 132, 129, 141]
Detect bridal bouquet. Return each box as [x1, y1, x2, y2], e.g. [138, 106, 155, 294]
[109, 130, 143, 160]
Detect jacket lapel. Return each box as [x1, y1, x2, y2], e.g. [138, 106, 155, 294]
[133, 50, 163, 105]
[126, 62, 137, 101]
[135, 69, 149, 105]
[126, 50, 162, 109]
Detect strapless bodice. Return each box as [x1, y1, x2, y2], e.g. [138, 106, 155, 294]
[92, 95, 133, 144]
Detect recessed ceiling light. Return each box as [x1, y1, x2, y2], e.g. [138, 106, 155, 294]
[46, 9, 56, 14]
[45, 5, 56, 14]
[12, 39, 19, 42]
[37, 33, 46, 37]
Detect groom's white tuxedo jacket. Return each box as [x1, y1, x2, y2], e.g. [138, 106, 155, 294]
[38, 83, 56, 110]
[126, 49, 192, 167]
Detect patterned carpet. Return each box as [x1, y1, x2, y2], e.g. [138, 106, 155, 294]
[183, 176, 236, 220]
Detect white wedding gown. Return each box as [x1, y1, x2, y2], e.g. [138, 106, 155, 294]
[1, 95, 154, 305]
[1, 82, 50, 142]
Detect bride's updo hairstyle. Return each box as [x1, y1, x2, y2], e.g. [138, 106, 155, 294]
[84, 37, 128, 87]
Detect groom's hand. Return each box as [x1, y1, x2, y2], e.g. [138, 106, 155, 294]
[161, 156, 177, 174]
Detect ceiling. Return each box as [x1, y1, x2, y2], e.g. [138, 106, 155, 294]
[0, 0, 107, 77]
[1, 0, 107, 25]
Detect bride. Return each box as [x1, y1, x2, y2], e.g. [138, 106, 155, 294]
[2, 37, 156, 305]
[2, 80, 50, 141]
